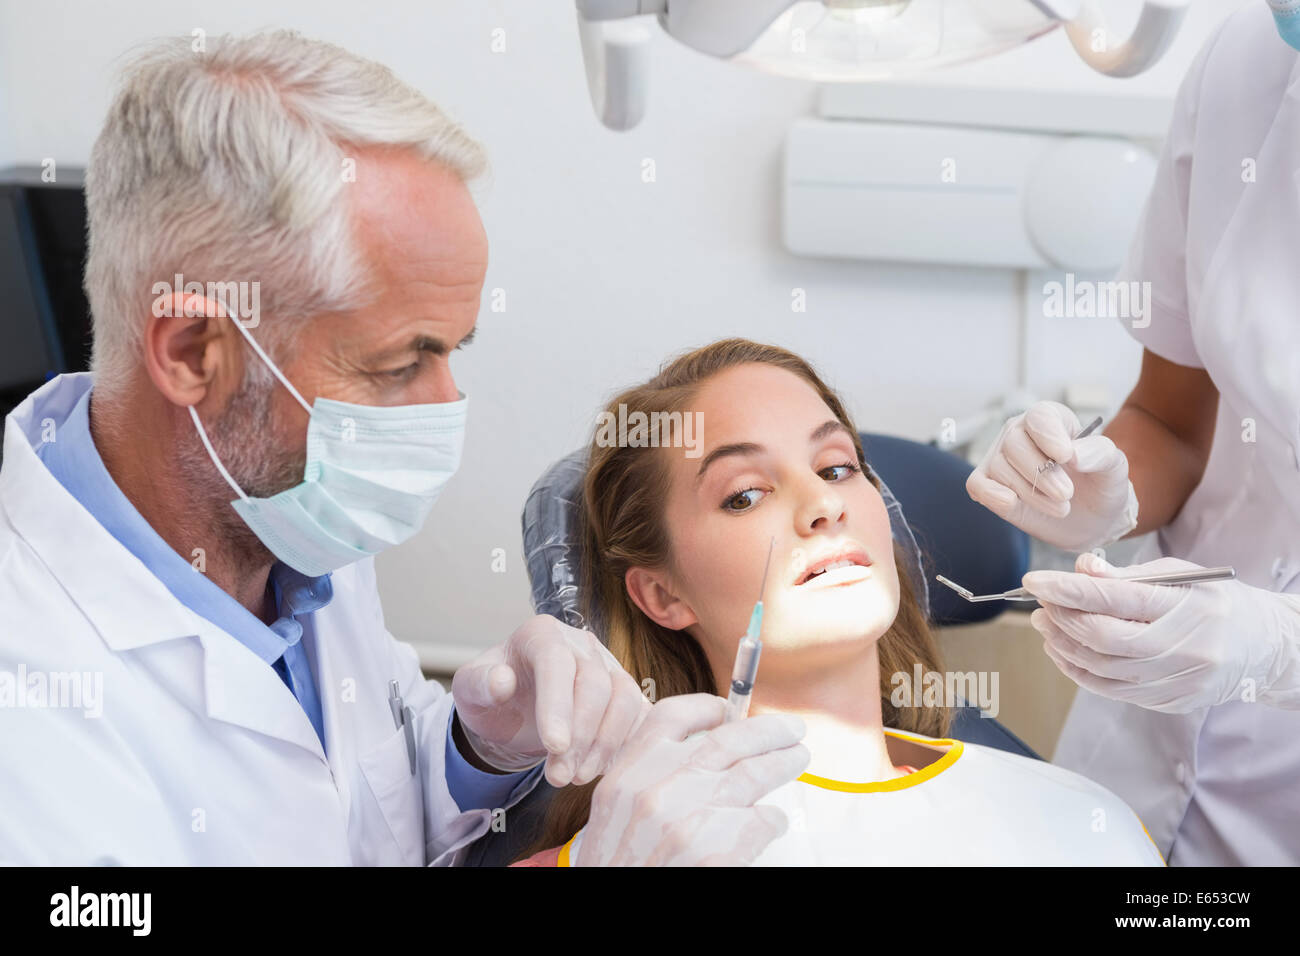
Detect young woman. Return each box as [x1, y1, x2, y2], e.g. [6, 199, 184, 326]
[515, 338, 1163, 866]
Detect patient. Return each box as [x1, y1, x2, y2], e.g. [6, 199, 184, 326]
[516, 338, 1162, 866]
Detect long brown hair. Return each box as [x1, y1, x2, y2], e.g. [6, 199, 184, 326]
[522, 338, 951, 859]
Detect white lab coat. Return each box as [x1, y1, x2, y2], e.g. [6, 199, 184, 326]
[0, 373, 537, 865]
[1054, 4, 1300, 866]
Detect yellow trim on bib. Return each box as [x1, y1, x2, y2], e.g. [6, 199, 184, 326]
[557, 832, 578, 867]
[797, 729, 964, 793]
[1136, 816, 1167, 866]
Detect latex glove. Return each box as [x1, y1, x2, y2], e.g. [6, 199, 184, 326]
[966, 401, 1138, 552]
[1024, 554, 1300, 713]
[570, 694, 809, 866]
[452, 614, 652, 787]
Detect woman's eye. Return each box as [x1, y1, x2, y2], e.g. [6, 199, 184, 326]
[722, 488, 764, 512]
[820, 462, 861, 482]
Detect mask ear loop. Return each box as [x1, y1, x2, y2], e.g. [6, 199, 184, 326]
[188, 405, 250, 502]
[224, 318, 314, 415]
[185, 315, 314, 499]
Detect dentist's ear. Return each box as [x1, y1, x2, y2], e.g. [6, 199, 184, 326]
[143, 291, 243, 409]
[625, 567, 698, 631]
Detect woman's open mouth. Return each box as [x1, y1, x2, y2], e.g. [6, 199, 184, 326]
[793, 547, 873, 588]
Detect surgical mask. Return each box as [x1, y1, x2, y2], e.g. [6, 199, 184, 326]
[188, 318, 467, 577]
[1269, 1, 1300, 51]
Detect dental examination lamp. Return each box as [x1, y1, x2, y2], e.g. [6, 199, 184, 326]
[576, 0, 1191, 130]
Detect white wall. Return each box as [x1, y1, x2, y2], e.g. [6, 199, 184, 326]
[0, 0, 1252, 667]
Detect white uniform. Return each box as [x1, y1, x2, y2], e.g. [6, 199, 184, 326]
[0, 374, 536, 865]
[1054, 4, 1300, 866]
[557, 729, 1162, 866]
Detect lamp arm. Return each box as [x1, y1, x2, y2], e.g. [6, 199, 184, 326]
[1036, 0, 1191, 77]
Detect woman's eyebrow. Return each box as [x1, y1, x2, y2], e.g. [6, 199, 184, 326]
[695, 442, 763, 484]
[694, 421, 853, 484]
[812, 419, 853, 444]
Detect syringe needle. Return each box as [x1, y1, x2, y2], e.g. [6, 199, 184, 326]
[757, 535, 775, 603]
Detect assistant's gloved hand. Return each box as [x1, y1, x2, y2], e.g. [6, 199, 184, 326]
[966, 401, 1138, 552]
[452, 614, 652, 787]
[570, 694, 809, 866]
[1024, 554, 1300, 713]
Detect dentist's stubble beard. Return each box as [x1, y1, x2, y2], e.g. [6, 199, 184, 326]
[175, 366, 307, 569]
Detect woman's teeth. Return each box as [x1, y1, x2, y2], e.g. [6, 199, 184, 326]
[807, 559, 853, 580]
[797, 557, 874, 588]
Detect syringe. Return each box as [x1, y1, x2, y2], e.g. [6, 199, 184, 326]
[725, 536, 776, 723]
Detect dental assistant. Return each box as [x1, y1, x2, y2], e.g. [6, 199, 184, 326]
[966, 3, 1300, 866]
[0, 31, 806, 866]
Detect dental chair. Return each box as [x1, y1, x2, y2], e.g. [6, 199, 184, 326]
[462, 437, 1035, 866]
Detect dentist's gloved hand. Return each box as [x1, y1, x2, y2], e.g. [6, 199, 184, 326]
[452, 614, 652, 787]
[1025, 554, 1300, 713]
[570, 694, 809, 866]
[966, 401, 1138, 552]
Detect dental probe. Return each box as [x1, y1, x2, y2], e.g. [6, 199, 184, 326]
[725, 536, 775, 723]
[936, 566, 1237, 603]
[1032, 415, 1103, 498]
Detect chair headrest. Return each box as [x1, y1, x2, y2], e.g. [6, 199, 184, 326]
[521, 445, 931, 637]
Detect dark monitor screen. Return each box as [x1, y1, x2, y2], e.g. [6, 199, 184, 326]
[0, 167, 92, 410]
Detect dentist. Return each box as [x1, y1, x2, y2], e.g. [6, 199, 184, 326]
[0, 31, 806, 865]
[967, 3, 1300, 866]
